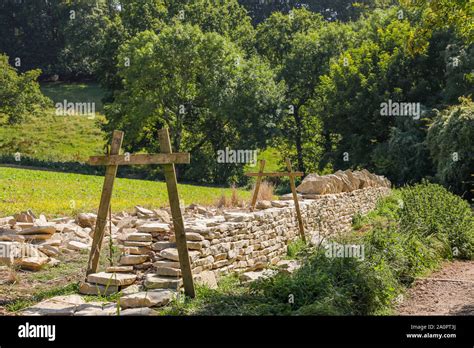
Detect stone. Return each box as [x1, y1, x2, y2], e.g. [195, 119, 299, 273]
[153, 260, 181, 269]
[159, 248, 180, 261]
[126, 232, 152, 242]
[120, 307, 154, 316]
[122, 246, 152, 255]
[76, 213, 97, 228]
[106, 266, 134, 273]
[137, 223, 170, 233]
[87, 272, 137, 286]
[151, 241, 176, 251]
[145, 274, 183, 290]
[194, 270, 217, 289]
[153, 209, 171, 223]
[134, 205, 155, 216]
[17, 225, 56, 235]
[169, 232, 204, 242]
[160, 248, 200, 262]
[256, 200, 272, 210]
[0, 216, 15, 226]
[21, 295, 85, 316]
[74, 302, 117, 316]
[271, 201, 289, 208]
[23, 234, 52, 241]
[67, 240, 90, 251]
[276, 260, 301, 274]
[123, 240, 152, 247]
[79, 281, 119, 296]
[120, 289, 176, 309]
[16, 256, 50, 271]
[121, 284, 142, 295]
[119, 254, 149, 265]
[14, 211, 35, 223]
[239, 269, 277, 283]
[296, 174, 332, 194]
[155, 266, 181, 277]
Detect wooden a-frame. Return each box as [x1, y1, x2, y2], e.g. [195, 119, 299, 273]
[85, 128, 195, 298]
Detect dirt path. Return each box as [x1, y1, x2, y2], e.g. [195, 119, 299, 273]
[397, 261, 474, 315]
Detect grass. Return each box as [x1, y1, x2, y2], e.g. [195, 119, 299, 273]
[0, 113, 106, 163]
[40, 82, 105, 112]
[0, 166, 252, 217]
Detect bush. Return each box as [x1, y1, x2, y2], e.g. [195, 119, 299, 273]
[0, 54, 51, 124]
[399, 181, 474, 259]
[427, 99, 474, 198]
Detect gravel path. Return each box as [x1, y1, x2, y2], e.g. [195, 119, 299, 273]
[397, 261, 474, 315]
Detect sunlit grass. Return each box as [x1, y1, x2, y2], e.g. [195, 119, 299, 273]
[0, 167, 251, 217]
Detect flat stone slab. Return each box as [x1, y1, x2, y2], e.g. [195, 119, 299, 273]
[119, 254, 149, 265]
[79, 281, 119, 296]
[137, 223, 170, 233]
[120, 289, 176, 309]
[74, 302, 117, 316]
[126, 233, 152, 242]
[16, 225, 56, 235]
[22, 295, 86, 316]
[239, 270, 278, 284]
[152, 241, 176, 251]
[145, 274, 183, 290]
[155, 266, 181, 277]
[119, 307, 154, 316]
[159, 248, 200, 262]
[87, 272, 137, 286]
[16, 256, 50, 271]
[67, 240, 91, 251]
[153, 260, 181, 269]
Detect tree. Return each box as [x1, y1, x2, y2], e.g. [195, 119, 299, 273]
[257, 9, 353, 172]
[105, 22, 284, 184]
[0, 54, 51, 124]
[427, 99, 474, 198]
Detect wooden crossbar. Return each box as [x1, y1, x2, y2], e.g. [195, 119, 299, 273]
[87, 153, 190, 166]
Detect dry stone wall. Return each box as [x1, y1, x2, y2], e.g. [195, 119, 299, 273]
[184, 186, 391, 279]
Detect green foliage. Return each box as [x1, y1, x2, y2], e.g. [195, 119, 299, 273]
[0, 54, 51, 124]
[427, 100, 474, 198]
[286, 238, 307, 258]
[398, 181, 474, 259]
[106, 22, 284, 184]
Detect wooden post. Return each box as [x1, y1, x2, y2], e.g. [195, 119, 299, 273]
[250, 160, 266, 210]
[286, 158, 306, 242]
[158, 128, 196, 298]
[86, 130, 124, 275]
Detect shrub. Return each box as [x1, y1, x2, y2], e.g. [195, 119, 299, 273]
[0, 54, 51, 124]
[399, 181, 474, 259]
[427, 99, 474, 198]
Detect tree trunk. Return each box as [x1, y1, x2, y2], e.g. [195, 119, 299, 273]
[293, 107, 305, 173]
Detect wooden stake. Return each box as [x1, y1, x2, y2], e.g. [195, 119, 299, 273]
[250, 160, 266, 210]
[158, 128, 196, 298]
[286, 158, 306, 242]
[86, 130, 124, 275]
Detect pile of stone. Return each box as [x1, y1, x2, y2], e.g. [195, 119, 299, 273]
[296, 169, 391, 196]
